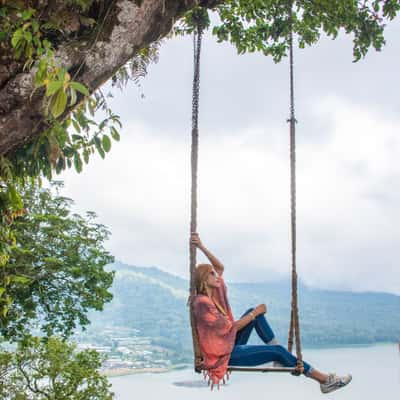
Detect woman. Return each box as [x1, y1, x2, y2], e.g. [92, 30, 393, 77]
[191, 233, 352, 393]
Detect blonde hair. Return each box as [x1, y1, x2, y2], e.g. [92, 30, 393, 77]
[194, 263, 213, 295]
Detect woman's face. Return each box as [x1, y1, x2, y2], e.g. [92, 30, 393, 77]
[206, 268, 220, 289]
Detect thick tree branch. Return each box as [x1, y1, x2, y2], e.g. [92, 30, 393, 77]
[0, 0, 221, 156]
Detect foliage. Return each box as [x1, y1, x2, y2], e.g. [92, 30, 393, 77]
[212, 0, 400, 62]
[8, 100, 122, 182]
[174, 6, 211, 34]
[0, 181, 114, 341]
[3, 1, 96, 120]
[111, 43, 160, 92]
[0, 336, 113, 400]
[0, 1, 123, 296]
[1, 1, 122, 175]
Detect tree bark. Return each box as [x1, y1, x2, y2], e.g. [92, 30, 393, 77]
[0, 0, 220, 156]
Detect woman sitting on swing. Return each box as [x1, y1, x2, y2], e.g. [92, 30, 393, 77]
[191, 233, 352, 394]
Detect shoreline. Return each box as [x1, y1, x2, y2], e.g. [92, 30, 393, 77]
[103, 364, 188, 378]
[300, 341, 397, 350]
[105, 342, 398, 378]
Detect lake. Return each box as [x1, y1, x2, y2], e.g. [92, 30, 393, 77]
[110, 344, 399, 399]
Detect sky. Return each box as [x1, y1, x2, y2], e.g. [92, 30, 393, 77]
[60, 16, 400, 295]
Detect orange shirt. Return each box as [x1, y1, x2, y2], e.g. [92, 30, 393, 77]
[193, 277, 236, 384]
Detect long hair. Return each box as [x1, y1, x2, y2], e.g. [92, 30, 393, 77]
[194, 263, 213, 295]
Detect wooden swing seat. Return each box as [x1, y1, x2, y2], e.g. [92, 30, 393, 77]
[228, 365, 298, 373]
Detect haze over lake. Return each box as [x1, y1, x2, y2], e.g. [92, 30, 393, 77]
[110, 344, 399, 399]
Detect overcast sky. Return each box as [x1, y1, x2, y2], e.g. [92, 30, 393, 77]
[60, 17, 400, 295]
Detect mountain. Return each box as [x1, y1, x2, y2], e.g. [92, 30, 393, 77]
[82, 262, 399, 362]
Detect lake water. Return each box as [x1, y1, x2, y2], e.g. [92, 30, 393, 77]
[110, 344, 399, 399]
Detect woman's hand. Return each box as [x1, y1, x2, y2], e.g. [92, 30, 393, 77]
[254, 303, 267, 316]
[191, 232, 204, 249]
[190, 233, 225, 275]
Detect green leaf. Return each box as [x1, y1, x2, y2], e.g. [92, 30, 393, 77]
[31, 19, 40, 33]
[56, 156, 66, 172]
[83, 149, 89, 164]
[8, 185, 23, 209]
[56, 68, 66, 82]
[70, 87, 77, 106]
[22, 8, 35, 21]
[88, 99, 95, 116]
[74, 153, 83, 173]
[102, 135, 111, 152]
[2, 305, 8, 317]
[70, 81, 89, 97]
[72, 119, 81, 133]
[43, 39, 51, 49]
[23, 31, 32, 42]
[94, 137, 105, 159]
[46, 81, 63, 97]
[110, 127, 120, 141]
[71, 134, 83, 142]
[50, 90, 68, 118]
[11, 276, 31, 285]
[11, 29, 24, 48]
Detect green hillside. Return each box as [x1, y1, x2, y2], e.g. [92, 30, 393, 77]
[81, 262, 399, 364]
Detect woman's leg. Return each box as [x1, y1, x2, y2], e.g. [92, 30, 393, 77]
[229, 344, 313, 376]
[229, 344, 352, 393]
[235, 308, 276, 345]
[253, 313, 276, 344]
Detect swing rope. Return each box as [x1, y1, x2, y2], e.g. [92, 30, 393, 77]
[188, 22, 203, 373]
[286, 1, 303, 372]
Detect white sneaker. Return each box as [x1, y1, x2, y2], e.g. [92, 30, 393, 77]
[320, 373, 352, 394]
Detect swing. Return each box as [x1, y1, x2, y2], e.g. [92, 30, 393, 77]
[187, 4, 304, 376]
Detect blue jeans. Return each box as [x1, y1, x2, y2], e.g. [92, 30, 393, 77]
[229, 308, 312, 375]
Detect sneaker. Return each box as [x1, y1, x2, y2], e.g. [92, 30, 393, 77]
[320, 373, 352, 394]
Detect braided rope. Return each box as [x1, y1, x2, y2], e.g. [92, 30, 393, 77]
[189, 24, 203, 373]
[286, 2, 303, 373]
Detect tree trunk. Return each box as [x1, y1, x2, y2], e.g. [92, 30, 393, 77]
[0, 0, 219, 156]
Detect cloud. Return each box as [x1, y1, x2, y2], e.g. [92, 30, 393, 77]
[59, 19, 400, 295]
[61, 94, 400, 295]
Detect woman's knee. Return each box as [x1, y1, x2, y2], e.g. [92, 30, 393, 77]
[240, 308, 255, 318]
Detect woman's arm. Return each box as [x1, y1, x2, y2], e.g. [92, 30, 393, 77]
[191, 233, 225, 275]
[234, 304, 267, 331]
[234, 312, 255, 331]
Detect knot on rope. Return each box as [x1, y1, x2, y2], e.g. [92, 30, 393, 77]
[186, 6, 210, 33]
[291, 361, 304, 376]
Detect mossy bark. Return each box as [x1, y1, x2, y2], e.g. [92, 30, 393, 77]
[0, 0, 220, 156]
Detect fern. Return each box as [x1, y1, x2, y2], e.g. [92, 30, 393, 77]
[111, 42, 160, 90]
[0, 156, 14, 183]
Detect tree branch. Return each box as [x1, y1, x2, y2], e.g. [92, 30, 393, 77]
[0, 0, 222, 156]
